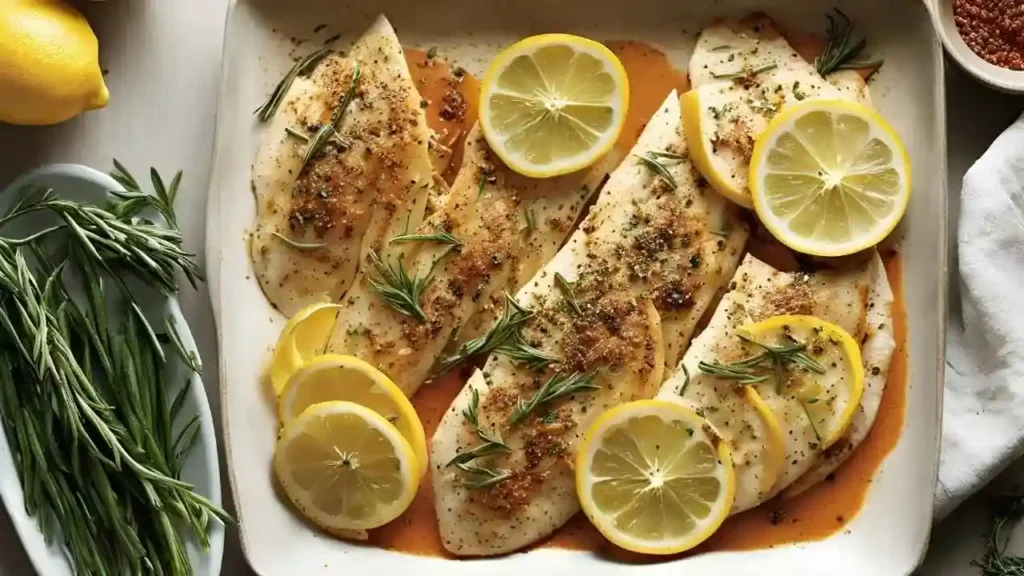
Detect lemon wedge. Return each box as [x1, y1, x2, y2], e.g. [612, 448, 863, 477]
[279, 354, 428, 476]
[269, 303, 341, 394]
[738, 314, 865, 449]
[576, 399, 735, 554]
[749, 99, 911, 257]
[479, 34, 629, 178]
[274, 401, 420, 532]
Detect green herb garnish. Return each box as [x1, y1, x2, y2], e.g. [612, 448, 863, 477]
[553, 272, 581, 315]
[389, 228, 463, 260]
[366, 250, 433, 322]
[510, 370, 599, 426]
[634, 151, 681, 190]
[271, 231, 327, 251]
[254, 48, 332, 122]
[439, 292, 559, 372]
[298, 63, 361, 172]
[698, 334, 826, 392]
[815, 10, 883, 77]
[711, 63, 778, 81]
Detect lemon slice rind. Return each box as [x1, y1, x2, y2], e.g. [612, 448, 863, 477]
[270, 303, 342, 394]
[749, 99, 911, 257]
[278, 354, 428, 476]
[479, 33, 629, 178]
[576, 399, 735, 555]
[273, 400, 420, 532]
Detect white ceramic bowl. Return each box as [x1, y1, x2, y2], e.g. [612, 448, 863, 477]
[0, 164, 225, 576]
[924, 0, 1024, 93]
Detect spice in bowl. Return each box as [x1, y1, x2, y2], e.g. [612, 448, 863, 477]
[952, 0, 1024, 71]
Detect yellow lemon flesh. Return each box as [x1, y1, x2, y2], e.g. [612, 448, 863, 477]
[273, 401, 419, 532]
[749, 99, 911, 257]
[738, 314, 865, 449]
[278, 354, 427, 476]
[269, 303, 342, 394]
[576, 399, 735, 555]
[479, 34, 629, 178]
[0, 0, 109, 125]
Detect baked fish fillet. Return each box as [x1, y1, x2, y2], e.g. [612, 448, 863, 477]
[656, 251, 893, 513]
[432, 92, 749, 556]
[685, 14, 868, 206]
[250, 15, 436, 316]
[326, 126, 622, 396]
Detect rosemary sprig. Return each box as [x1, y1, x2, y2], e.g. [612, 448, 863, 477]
[524, 208, 537, 234]
[799, 399, 823, 443]
[711, 63, 778, 81]
[553, 272, 581, 315]
[976, 492, 1024, 575]
[366, 250, 432, 322]
[438, 292, 558, 372]
[698, 334, 826, 392]
[271, 231, 326, 251]
[815, 10, 883, 77]
[284, 127, 310, 142]
[446, 388, 510, 468]
[678, 364, 692, 397]
[389, 228, 463, 260]
[254, 48, 332, 122]
[458, 463, 513, 490]
[298, 62, 361, 172]
[634, 151, 680, 189]
[510, 370, 599, 426]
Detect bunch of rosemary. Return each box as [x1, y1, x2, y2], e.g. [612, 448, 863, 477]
[0, 162, 232, 575]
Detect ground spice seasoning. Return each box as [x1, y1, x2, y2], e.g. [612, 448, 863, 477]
[953, 0, 1024, 70]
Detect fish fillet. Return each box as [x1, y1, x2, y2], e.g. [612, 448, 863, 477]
[326, 126, 622, 396]
[656, 251, 892, 513]
[250, 15, 436, 316]
[432, 92, 750, 556]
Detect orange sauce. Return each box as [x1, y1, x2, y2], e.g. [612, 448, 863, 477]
[404, 48, 480, 184]
[605, 41, 690, 153]
[363, 41, 908, 562]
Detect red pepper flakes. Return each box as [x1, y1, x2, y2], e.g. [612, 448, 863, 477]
[953, 0, 1024, 71]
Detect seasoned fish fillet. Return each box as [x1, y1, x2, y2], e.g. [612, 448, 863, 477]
[783, 253, 895, 496]
[657, 251, 892, 513]
[250, 15, 436, 316]
[432, 92, 749, 556]
[688, 13, 872, 106]
[685, 14, 867, 205]
[326, 126, 621, 396]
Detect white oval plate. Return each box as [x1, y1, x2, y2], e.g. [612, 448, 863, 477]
[0, 164, 225, 576]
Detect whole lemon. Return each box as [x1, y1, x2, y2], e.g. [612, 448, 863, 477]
[0, 0, 109, 125]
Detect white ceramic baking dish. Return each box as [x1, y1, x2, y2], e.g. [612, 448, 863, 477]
[206, 1, 947, 574]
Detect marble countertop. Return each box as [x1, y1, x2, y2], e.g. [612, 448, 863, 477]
[0, 1, 1020, 574]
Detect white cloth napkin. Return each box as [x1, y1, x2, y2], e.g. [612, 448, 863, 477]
[936, 112, 1024, 519]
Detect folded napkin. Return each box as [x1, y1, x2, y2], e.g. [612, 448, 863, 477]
[936, 112, 1024, 519]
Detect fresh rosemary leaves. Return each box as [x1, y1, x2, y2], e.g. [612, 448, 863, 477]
[634, 150, 684, 190]
[510, 370, 599, 426]
[438, 292, 558, 373]
[367, 250, 433, 322]
[271, 231, 327, 251]
[815, 10, 882, 77]
[975, 492, 1024, 575]
[0, 163, 233, 575]
[711, 63, 778, 81]
[698, 334, 826, 392]
[389, 228, 463, 260]
[447, 388, 511, 489]
[254, 48, 332, 122]
[553, 272, 581, 315]
[297, 62, 361, 172]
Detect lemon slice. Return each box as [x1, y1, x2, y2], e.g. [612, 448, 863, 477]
[479, 34, 629, 178]
[749, 99, 911, 257]
[269, 303, 342, 394]
[738, 314, 865, 449]
[576, 399, 735, 554]
[279, 354, 428, 476]
[274, 400, 420, 531]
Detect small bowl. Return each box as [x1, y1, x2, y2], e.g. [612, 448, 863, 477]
[0, 164, 225, 576]
[924, 0, 1024, 94]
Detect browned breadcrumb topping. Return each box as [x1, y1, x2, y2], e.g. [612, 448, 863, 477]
[759, 276, 815, 318]
[478, 471, 547, 514]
